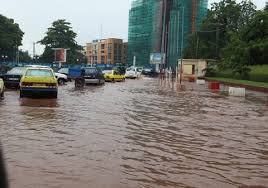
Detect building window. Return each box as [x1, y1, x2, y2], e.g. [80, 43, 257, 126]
[108, 44, 112, 53]
[108, 53, 112, 60]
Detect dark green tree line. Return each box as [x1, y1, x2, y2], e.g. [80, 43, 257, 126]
[0, 14, 24, 62]
[184, 0, 267, 77]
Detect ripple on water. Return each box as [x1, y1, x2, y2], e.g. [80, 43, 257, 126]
[0, 79, 268, 188]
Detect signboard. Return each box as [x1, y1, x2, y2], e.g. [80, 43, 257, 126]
[53, 48, 67, 63]
[150, 53, 165, 64]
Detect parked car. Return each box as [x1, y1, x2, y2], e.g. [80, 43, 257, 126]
[0, 78, 4, 98]
[104, 70, 125, 82]
[142, 68, 158, 77]
[20, 67, 58, 98]
[58, 68, 69, 75]
[55, 72, 68, 85]
[0, 67, 27, 88]
[75, 67, 105, 87]
[125, 66, 142, 79]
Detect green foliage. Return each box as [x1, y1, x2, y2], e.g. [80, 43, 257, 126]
[39, 19, 85, 64]
[185, 0, 267, 79]
[18, 50, 32, 62]
[0, 14, 24, 62]
[213, 65, 268, 82]
[204, 61, 218, 77]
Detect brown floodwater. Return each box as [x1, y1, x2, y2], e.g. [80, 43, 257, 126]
[0, 78, 268, 188]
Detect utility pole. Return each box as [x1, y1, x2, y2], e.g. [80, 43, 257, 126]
[179, 6, 184, 85]
[133, 56, 136, 67]
[33, 42, 36, 63]
[91, 43, 93, 67]
[196, 32, 199, 59]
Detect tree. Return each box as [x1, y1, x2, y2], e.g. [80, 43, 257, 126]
[0, 14, 24, 62]
[18, 50, 32, 62]
[185, 0, 257, 60]
[219, 5, 267, 78]
[39, 19, 85, 64]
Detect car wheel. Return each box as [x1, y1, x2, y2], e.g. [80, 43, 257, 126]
[112, 78, 115, 83]
[0, 91, 4, 99]
[75, 78, 85, 88]
[58, 78, 65, 85]
[52, 92, 58, 99]
[19, 92, 24, 98]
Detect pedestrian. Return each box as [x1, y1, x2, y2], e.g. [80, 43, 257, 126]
[0, 144, 8, 188]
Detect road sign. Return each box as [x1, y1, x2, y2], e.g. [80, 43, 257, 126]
[150, 53, 165, 64]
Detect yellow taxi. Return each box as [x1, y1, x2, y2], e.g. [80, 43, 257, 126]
[104, 70, 125, 82]
[20, 67, 58, 98]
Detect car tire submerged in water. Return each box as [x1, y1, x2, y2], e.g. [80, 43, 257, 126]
[75, 78, 85, 88]
[58, 78, 65, 85]
[51, 92, 58, 99]
[19, 92, 24, 98]
[0, 91, 4, 99]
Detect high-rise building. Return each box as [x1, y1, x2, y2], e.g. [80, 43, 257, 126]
[86, 38, 127, 65]
[128, 0, 208, 68]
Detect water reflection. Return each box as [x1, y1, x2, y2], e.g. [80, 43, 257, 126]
[20, 98, 58, 108]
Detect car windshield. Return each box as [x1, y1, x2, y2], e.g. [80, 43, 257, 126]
[85, 68, 97, 74]
[58, 68, 69, 74]
[7, 67, 26, 75]
[105, 71, 113, 74]
[126, 67, 135, 71]
[25, 69, 54, 77]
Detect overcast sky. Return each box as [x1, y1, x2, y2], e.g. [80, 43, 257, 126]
[0, 0, 265, 55]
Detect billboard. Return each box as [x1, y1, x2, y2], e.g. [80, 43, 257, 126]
[150, 53, 165, 64]
[53, 48, 67, 63]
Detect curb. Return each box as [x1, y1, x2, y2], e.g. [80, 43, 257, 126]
[205, 78, 268, 94]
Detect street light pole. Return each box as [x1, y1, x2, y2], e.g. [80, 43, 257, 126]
[33, 42, 36, 63]
[179, 6, 184, 85]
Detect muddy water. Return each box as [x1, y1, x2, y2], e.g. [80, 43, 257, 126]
[0, 78, 268, 188]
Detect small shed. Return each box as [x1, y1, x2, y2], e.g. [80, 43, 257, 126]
[178, 59, 207, 79]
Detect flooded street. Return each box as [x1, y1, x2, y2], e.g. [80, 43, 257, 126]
[0, 78, 268, 188]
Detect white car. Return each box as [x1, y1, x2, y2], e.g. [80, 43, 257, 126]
[0, 78, 5, 98]
[55, 72, 68, 85]
[125, 67, 142, 79]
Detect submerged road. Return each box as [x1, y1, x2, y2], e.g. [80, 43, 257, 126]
[0, 78, 268, 188]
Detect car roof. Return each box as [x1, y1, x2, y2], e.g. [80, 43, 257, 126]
[26, 67, 53, 71]
[25, 65, 50, 68]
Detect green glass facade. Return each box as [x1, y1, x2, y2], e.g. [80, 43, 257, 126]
[128, 0, 208, 68]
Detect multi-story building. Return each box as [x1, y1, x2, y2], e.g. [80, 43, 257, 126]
[128, 0, 208, 68]
[86, 38, 127, 65]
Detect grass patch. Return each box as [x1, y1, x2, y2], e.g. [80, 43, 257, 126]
[207, 77, 268, 88]
[214, 65, 268, 82]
